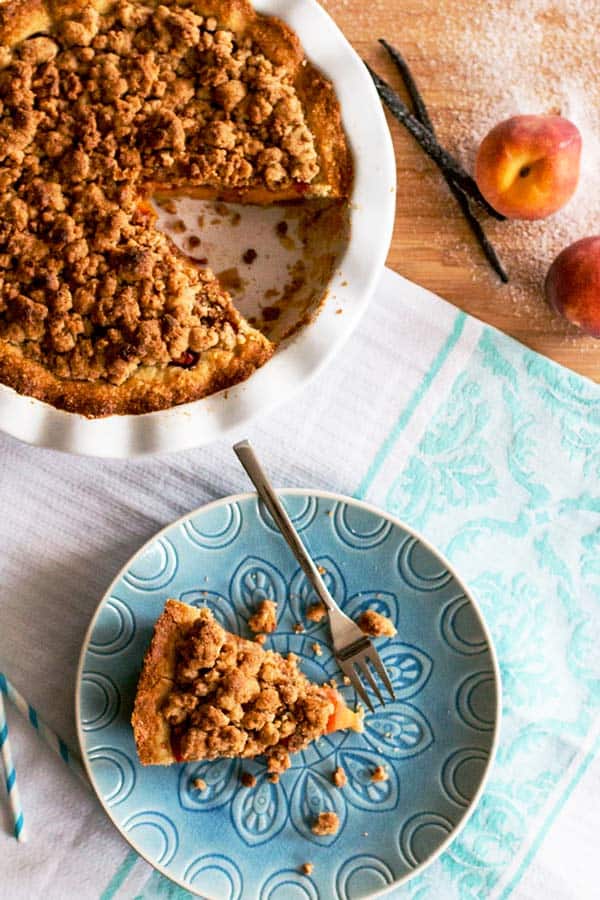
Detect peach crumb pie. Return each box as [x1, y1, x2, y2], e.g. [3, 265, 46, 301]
[0, 0, 351, 416]
[132, 599, 362, 771]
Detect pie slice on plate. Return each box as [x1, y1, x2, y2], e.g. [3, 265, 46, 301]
[0, 0, 351, 416]
[132, 599, 362, 771]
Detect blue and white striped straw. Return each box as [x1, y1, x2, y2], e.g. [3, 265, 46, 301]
[0, 691, 26, 842]
[0, 674, 89, 791]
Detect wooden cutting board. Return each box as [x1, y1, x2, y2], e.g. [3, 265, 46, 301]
[321, 0, 600, 381]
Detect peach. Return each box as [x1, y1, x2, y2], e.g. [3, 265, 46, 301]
[324, 688, 364, 733]
[545, 237, 600, 337]
[475, 115, 581, 220]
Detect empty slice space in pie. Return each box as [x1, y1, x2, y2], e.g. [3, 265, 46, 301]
[0, 0, 352, 416]
[132, 600, 362, 771]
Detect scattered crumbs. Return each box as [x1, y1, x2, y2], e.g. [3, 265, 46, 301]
[306, 602, 326, 622]
[275, 220, 288, 236]
[186, 235, 201, 250]
[268, 772, 280, 784]
[357, 609, 397, 638]
[192, 777, 207, 791]
[242, 248, 258, 265]
[261, 305, 281, 322]
[363, 832, 369, 837]
[241, 772, 257, 788]
[332, 766, 347, 788]
[371, 765, 388, 783]
[336, 308, 343, 315]
[312, 811, 340, 836]
[325, 509, 332, 516]
[317, 565, 327, 575]
[293, 622, 305, 634]
[255, 633, 266, 645]
[341, 280, 348, 287]
[301, 862, 314, 876]
[217, 267, 243, 291]
[342, 675, 351, 686]
[385, 731, 392, 739]
[328, 678, 337, 689]
[311, 642, 322, 656]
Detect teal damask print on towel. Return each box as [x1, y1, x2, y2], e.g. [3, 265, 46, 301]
[384, 326, 600, 899]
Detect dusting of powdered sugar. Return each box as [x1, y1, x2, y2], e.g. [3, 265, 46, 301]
[432, 0, 600, 334]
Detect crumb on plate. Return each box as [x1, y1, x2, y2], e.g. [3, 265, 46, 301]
[311, 811, 339, 836]
[357, 609, 397, 638]
[332, 766, 347, 788]
[306, 602, 327, 623]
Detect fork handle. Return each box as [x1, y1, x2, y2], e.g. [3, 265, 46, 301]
[233, 440, 339, 615]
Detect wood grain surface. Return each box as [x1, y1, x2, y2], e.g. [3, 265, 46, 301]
[321, 0, 600, 381]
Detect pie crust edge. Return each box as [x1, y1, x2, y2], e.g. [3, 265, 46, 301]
[131, 598, 201, 765]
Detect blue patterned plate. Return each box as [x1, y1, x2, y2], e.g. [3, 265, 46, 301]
[76, 491, 500, 899]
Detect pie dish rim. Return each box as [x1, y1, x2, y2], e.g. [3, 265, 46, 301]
[0, 0, 396, 455]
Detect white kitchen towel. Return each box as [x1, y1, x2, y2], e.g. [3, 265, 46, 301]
[0, 267, 598, 899]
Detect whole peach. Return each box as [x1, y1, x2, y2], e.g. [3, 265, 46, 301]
[475, 115, 581, 220]
[545, 237, 600, 337]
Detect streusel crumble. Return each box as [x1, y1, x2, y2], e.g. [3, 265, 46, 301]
[0, 0, 350, 415]
[132, 599, 362, 770]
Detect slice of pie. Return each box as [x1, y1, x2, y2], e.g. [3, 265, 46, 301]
[132, 599, 362, 772]
[0, 0, 351, 416]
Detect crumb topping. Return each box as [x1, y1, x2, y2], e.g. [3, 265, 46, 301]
[301, 862, 314, 875]
[332, 765, 347, 788]
[162, 607, 335, 772]
[370, 764, 388, 782]
[311, 811, 339, 835]
[247, 598, 277, 634]
[240, 771, 257, 787]
[306, 601, 326, 622]
[357, 609, 397, 638]
[0, 0, 321, 385]
[192, 776, 206, 790]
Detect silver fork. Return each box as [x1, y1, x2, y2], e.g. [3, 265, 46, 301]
[233, 440, 396, 711]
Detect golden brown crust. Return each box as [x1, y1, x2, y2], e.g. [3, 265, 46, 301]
[0, 329, 272, 417]
[0, 0, 350, 416]
[131, 599, 201, 765]
[0, 1, 51, 50]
